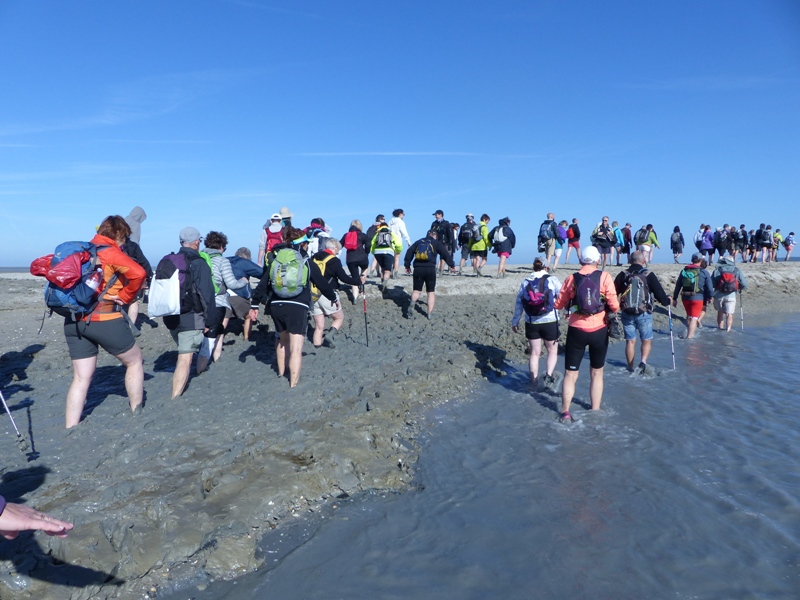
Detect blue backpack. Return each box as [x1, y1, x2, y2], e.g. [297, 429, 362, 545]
[42, 241, 117, 320]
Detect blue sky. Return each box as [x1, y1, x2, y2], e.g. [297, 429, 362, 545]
[1, 0, 798, 267]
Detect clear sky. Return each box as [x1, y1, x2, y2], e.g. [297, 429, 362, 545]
[1, 0, 798, 267]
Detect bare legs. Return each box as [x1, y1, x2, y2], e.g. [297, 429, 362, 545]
[529, 338, 558, 383]
[625, 339, 652, 370]
[66, 344, 143, 428]
[172, 352, 193, 399]
[561, 367, 604, 416]
[277, 331, 304, 387]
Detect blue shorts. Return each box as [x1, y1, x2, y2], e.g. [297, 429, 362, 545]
[620, 311, 653, 341]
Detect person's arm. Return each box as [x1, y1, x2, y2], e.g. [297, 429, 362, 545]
[404, 242, 417, 270]
[193, 258, 216, 319]
[329, 258, 361, 286]
[481, 224, 490, 246]
[434, 239, 455, 269]
[511, 285, 525, 330]
[400, 221, 411, 245]
[0, 496, 73, 540]
[702, 271, 714, 303]
[737, 269, 748, 291]
[104, 246, 146, 305]
[601, 271, 620, 312]
[219, 256, 249, 290]
[392, 233, 403, 254]
[553, 274, 574, 310]
[613, 271, 626, 295]
[257, 229, 268, 266]
[647, 272, 670, 306]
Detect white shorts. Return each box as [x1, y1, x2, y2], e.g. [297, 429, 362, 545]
[713, 294, 736, 315]
[311, 292, 341, 317]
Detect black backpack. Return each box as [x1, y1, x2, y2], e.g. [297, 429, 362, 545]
[458, 222, 473, 245]
[619, 270, 651, 315]
[634, 228, 649, 245]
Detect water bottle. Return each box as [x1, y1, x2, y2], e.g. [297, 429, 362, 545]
[85, 268, 103, 294]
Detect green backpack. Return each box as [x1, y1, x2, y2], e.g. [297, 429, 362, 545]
[269, 248, 308, 298]
[198, 251, 221, 294]
[680, 267, 701, 296]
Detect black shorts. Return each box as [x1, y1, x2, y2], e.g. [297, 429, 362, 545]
[412, 267, 436, 293]
[375, 254, 394, 272]
[270, 301, 309, 336]
[347, 260, 369, 280]
[64, 317, 136, 360]
[564, 326, 609, 371]
[524, 320, 559, 342]
[470, 250, 487, 259]
[597, 245, 612, 255]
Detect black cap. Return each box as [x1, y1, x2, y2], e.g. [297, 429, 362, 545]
[433, 210, 443, 216]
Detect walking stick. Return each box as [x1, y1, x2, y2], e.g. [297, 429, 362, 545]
[362, 285, 369, 347]
[668, 304, 676, 371]
[739, 291, 744, 330]
[0, 388, 30, 454]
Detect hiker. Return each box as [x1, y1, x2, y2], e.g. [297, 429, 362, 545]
[258, 213, 285, 267]
[538, 212, 559, 269]
[469, 213, 491, 276]
[458, 213, 477, 274]
[340, 219, 371, 302]
[366, 214, 386, 277]
[404, 229, 456, 319]
[713, 225, 731, 259]
[369, 221, 402, 292]
[672, 252, 714, 339]
[305, 217, 330, 256]
[124, 206, 147, 245]
[693, 224, 705, 251]
[612, 220, 625, 266]
[592, 216, 616, 269]
[747, 229, 759, 263]
[490, 217, 516, 278]
[564, 218, 581, 265]
[783, 232, 795, 261]
[197, 231, 251, 372]
[772, 229, 783, 263]
[670, 226, 685, 263]
[162, 227, 217, 399]
[449, 222, 461, 261]
[759, 224, 773, 263]
[0, 496, 73, 540]
[733, 224, 748, 262]
[389, 209, 413, 275]
[553, 246, 620, 422]
[552, 220, 568, 271]
[309, 238, 361, 348]
[698, 225, 715, 264]
[711, 256, 747, 332]
[120, 233, 152, 329]
[430, 210, 454, 275]
[227, 247, 263, 341]
[645, 225, 660, 263]
[511, 257, 562, 386]
[61, 216, 146, 428]
[620, 222, 633, 262]
[249, 227, 338, 388]
[613, 250, 671, 373]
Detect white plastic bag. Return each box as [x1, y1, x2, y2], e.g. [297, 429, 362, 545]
[147, 269, 180, 317]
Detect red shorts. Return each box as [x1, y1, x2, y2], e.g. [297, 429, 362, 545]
[682, 299, 705, 319]
[498, 251, 510, 258]
[568, 241, 581, 249]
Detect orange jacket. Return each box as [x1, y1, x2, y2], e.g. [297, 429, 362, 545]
[83, 234, 146, 322]
[554, 265, 619, 332]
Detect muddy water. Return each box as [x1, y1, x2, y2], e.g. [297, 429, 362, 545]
[187, 317, 800, 600]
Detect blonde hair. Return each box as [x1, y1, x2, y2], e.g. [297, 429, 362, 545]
[350, 219, 363, 231]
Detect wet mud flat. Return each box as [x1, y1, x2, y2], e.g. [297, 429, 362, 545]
[0, 261, 797, 599]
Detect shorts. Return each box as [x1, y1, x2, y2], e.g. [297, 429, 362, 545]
[682, 298, 705, 319]
[347, 260, 368, 280]
[544, 239, 556, 258]
[270, 301, 309, 336]
[637, 244, 651, 254]
[460, 246, 471, 260]
[568, 240, 581, 249]
[412, 267, 436, 293]
[554, 248, 562, 258]
[64, 317, 136, 360]
[597, 245, 611, 255]
[228, 295, 251, 319]
[619, 311, 653, 341]
[713, 294, 736, 315]
[470, 250, 487, 259]
[375, 254, 394, 273]
[169, 328, 204, 354]
[498, 251, 510, 258]
[311, 292, 341, 316]
[564, 326, 609, 371]
[524, 320, 559, 342]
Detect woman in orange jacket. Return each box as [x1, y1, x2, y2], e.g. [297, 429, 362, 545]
[64, 215, 146, 428]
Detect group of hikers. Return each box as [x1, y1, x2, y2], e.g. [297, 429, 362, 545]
[13, 205, 793, 541]
[669, 223, 795, 264]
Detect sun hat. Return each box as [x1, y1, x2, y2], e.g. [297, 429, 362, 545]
[179, 226, 202, 243]
[270, 213, 282, 221]
[279, 206, 294, 219]
[580, 246, 601, 264]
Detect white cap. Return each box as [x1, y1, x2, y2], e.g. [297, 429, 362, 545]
[580, 246, 601, 264]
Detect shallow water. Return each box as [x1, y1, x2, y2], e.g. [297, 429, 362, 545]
[187, 317, 800, 600]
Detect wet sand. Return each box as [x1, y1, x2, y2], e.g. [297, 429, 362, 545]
[0, 260, 797, 598]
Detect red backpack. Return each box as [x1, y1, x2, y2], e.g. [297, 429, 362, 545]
[343, 230, 360, 251]
[266, 227, 283, 252]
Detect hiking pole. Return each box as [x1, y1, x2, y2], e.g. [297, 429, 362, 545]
[668, 304, 676, 371]
[0, 388, 30, 454]
[362, 285, 369, 347]
[739, 291, 744, 330]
